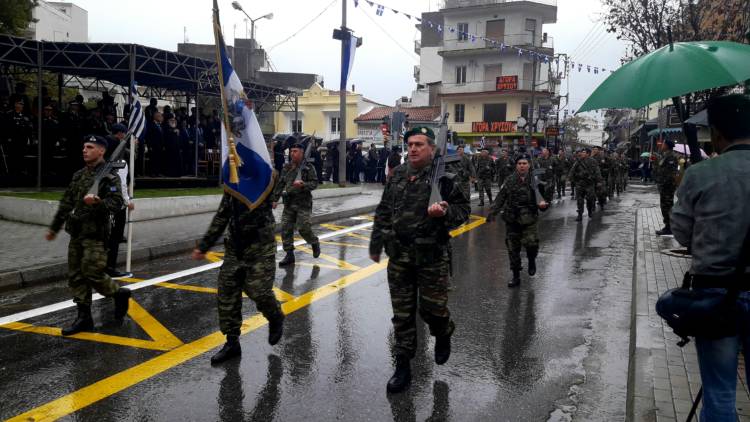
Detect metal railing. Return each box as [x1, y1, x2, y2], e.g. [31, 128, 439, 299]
[441, 33, 554, 52]
[440, 78, 554, 95]
[441, 0, 557, 8]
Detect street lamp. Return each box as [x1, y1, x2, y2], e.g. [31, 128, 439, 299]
[231, 1, 273, 78]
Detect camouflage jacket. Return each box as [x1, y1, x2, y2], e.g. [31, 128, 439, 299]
[553, 156, 572, 176]
[594, 154, 613, 177]
[495, 157, 514, 182]
[369, 162, 470, 256]
[490, 172, 539, 225]
[568, 157, 602, 187]
[49, 162, 123, 240]
[654, 150, 679, 186]
[270, 161, 318, 207]
[456, 155, 476, 183]
[475, 155, 495, 180]
[198, 193, 276, 254]
[535, 156, 555, 182]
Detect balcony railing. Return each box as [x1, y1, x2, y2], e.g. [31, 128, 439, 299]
[441, 33, 554, 53]
[440, 78, 555, 95]
[441, 0, 557, 8]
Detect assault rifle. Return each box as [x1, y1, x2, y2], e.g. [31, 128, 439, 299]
[528, 153, 548, 208]
[295, 131, 317, 182]
[428, 113, 460, 205]
[88, 133, 131, 196]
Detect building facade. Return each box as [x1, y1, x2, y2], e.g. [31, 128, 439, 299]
[354, 106, 442, 142]
[274, 83, 383, 142]
[414, 0, 559, 149]
[28, 1, 88, 42]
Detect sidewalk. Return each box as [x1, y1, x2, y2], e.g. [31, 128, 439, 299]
[630, 192, 750, 421]
[0, 183, 385, 289]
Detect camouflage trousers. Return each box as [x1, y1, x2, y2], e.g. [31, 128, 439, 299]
[505, 221, 539, 270]
[555, 175, 568, 196]
[575, 184, 597, 214]
[658, 183, 676, 227]
[542, 181, 555, 203]
[477, 178, 493, 204]
[67, 237, 120, 305]
[217, 239, 282, 337]
[281, 203, 319, 252]
[387, 245, 455, 359]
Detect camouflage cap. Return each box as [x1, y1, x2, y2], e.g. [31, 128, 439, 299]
[404, 126, 435, 141]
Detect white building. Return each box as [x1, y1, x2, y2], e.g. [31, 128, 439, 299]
[412, 0, 559, 147]
[28, 1, 88, 42]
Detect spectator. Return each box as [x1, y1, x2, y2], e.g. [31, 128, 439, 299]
[144, 111, 165, 176]
[163, 116, 181, 176]
[144, 98, 158, 122]
[671, 94, 750, 422]
[366, 144, 378, 182]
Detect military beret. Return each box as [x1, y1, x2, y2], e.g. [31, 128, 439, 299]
[404, 126, 435, 141]
[14, 99, 24, 105]
[480, 147, 491, 152]
[290, 142, 306, 150]
[663, 139, 675, 148]
[584, 147, 592, 153]
[111, 123, 127, 134]
[83, 134, 109, 148]
[516, 153, 532, 161]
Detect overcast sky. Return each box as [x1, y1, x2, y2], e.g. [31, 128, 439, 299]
[69, 0, 627, 119]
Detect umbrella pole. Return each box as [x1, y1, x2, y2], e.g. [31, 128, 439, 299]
[672, 96, 702, 164]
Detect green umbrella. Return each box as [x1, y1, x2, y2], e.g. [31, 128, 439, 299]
[578, 41, 750, 113]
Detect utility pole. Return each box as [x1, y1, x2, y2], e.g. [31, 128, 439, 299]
[338, 0, 348, 187]
[528, 33, 538, 150]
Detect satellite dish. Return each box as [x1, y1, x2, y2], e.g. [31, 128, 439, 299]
[516, 116, 527, 129]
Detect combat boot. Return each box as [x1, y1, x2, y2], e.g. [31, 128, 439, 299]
[435, 334, 451, 365]
[588, 207, 594, 218]
[311, 242, 321, 258]
[508, 269, 521, 288]
[386, 355, 412, 394]
[279, 251, 295, 266]
[113, 288, 131, 320]
[268, 313, 285, 346]
[62, 304, 94, 336]
[575, 212, 583, 222]
[211, 335, 241, 365]
[656, 226, 672, 236]
[527, 247, 538, 276]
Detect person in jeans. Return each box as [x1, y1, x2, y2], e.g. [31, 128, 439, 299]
[671, 94, 750, 421]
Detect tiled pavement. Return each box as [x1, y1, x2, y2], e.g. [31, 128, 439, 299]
[631, 202, 750, 422]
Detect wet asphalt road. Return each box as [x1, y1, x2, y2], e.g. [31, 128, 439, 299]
[0, 187, 648, 421]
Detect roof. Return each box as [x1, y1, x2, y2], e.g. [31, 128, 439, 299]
[354, 106, 441, 123]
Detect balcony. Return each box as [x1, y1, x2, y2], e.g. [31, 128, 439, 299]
[414, 40, 421, 55]
[414, 65, 420, 83]
[440, 33, 554, 56]
[439, 78, 554, 96]
[441, 0, 557, 8]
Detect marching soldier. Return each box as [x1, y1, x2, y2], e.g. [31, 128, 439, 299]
[451, 145, 476, 199]
[487, 154, 548, 287]
[104, 124, 134, 278]
[535, 148, 555, 203]
[369, 126, 470, 394]
[591, 146, 611, 208]
[568, 148, 602, 221]
[475, 148, 494, 206]
[553, 149, 572, 198]
[191, 191, 286, 364]
[45, 135, 131, 335]
[653, 139, 679, 235]
[271, 141, 321, 266]
[494, 149, 514, 188]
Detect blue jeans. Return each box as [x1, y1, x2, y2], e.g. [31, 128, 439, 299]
[694, 289, 750, 422]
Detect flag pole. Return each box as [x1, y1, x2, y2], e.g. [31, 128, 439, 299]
[212, 0, 240, 184]
[126, 133, 135, 273]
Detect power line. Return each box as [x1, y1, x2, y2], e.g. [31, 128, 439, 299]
[574, 28, 613, 64]
[359, 5, 419, 63]
[268, 0, 339, 51]
[570, 21, 603, 58]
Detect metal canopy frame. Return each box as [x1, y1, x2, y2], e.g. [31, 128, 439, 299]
[0, 34, 297, 113]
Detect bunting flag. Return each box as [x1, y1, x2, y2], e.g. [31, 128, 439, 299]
[212, 0, 274, 209]
[354, 0, 359, 6]
[376, 5, 384, 15]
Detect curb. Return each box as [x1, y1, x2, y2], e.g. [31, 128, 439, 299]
[0, 203, 379, 292]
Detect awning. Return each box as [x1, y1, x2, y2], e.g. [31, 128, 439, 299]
[647, 127, 682, 137]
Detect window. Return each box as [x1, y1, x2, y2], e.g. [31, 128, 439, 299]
[457, 23, 469, 41]
[455, 65, 467, 84]
[525, 19, 537, 32]
[330, 116, 341, 133]
[486, 19, 505, 44]
[291, 119, 303, 133]
[454, 104, 465, 123]
[483, 103, 507, 122]
[521, 104, 530, 120]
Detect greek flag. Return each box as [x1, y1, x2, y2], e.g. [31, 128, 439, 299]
[128, 81, 145, 139]
[376, 5, 384, 15]
[213, 0, 275, 209]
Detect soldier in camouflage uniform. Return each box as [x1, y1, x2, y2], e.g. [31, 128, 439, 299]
[475, 148, 495, 206]
[369, 126, 470, 394]
[494, 149, 514, 188]
[653, 139, 679, 235]
[553, 150, 572, 198]
[450, 145, 476, 199]
[270, 142, 321, 266]
[192, 191, 285, 364]
[568, 148, 602, 221]
[46, 135, 131, 336]
[487, 154, 548, 287]
[534, 148, 555, 203]
[591, 146, 611, 208]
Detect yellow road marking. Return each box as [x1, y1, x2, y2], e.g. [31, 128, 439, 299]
[296, 245, 361, 271]
[320, 224, 371, 241]
[320, 240, 368, 249]
[205, 252, 224, 263]
[7, 261, 388, 422]
[450, 214, 486, 237]
[8, 217, 486, 421]
[0, 299, 183, 352]
[294, 262, 351, 271]
[119, 278, 296, 302]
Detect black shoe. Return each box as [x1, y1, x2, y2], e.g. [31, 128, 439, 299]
[508, 269, 521, 288]
[588, 208, 594, 218]
[478, 202, 484, 207]
[435, 334, 451, 365]
[279, 251, 295, 266]
[528, 256, 537, 276]
[386, 355, 412, 394]
[268, 313, 285, 346]
[120, 236, 127, 244]
[575, 213, 583, 222]
[107, 269, 133, 279]
[113, 288, 131, 320]
[62, 304, 94, 336]
[312, 242, 321, 258]
[656, 226, 673, 236]
[211, 336, 241, 365]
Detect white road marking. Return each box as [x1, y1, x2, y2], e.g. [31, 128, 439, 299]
[0, 221, 374, 326]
